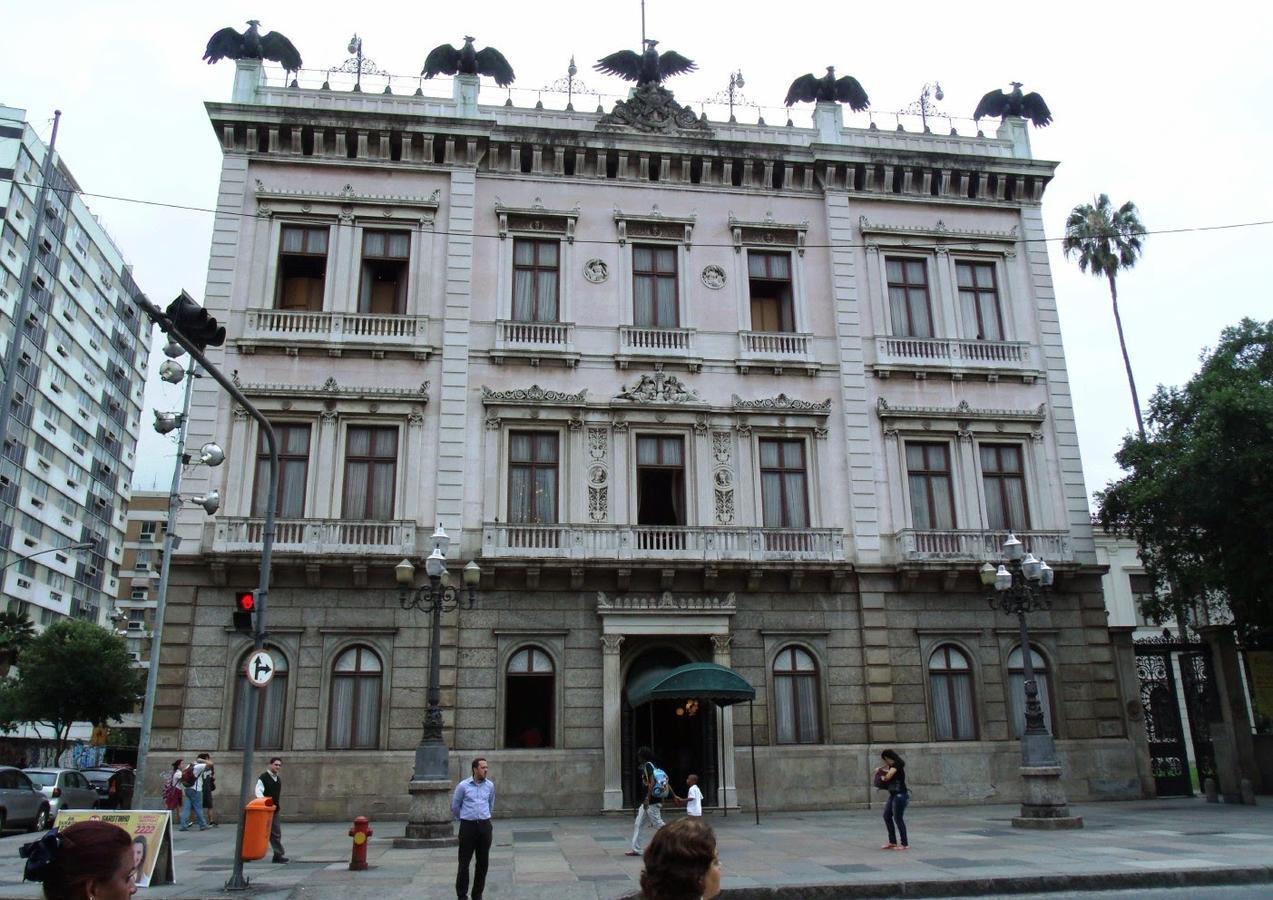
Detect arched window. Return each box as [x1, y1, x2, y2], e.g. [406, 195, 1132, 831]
[1007, 644, 1053, 737]
[773, 645, 820, 744]
[505, 646, 554, 748]
[929, 645, 977, 740]
[328, 645, 383, 750]
[231, 646, 288, 750]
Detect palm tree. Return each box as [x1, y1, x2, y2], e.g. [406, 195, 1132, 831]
[1063, 194, 1148, 437]
[0, 610, 36, 677]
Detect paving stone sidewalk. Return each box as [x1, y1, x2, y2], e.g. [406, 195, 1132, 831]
[0, 798, 1269, 899]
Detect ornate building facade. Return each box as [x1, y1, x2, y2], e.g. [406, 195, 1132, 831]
[152, 61, 1142, 818]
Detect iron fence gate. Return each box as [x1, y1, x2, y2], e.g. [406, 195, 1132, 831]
[1134, 634, 1218, 797]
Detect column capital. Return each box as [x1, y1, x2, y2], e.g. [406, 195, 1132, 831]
[601, 634, 625, 655]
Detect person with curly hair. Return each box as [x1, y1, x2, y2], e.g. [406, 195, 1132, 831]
[638, 817, 722, 900]
[19, 819, 137, 899]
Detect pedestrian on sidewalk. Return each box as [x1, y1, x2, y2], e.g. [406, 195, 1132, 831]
[638, 816, 722, 900]
[197, 753, 217, 827]
[627, 746, 670, 856]
[178, 755, 212, 832]
[254, 757, 288, 863]
[162, 760, 183, 815]
[679, 773, 703, 817]
[874, 749, 910, 850]
[451, 756, 495, 900]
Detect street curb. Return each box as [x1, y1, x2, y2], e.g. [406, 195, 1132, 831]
[711, 864, 1273, 898]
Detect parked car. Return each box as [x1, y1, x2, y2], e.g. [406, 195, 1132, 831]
[80, 765, 135, 810]
[23, 768, 100, 818]
[0, 766, 52, 833]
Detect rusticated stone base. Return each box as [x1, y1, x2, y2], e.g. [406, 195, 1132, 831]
[1013, 765, 1084, 829]
[392, 779, 458, 848]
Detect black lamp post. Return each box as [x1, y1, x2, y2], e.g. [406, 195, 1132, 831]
[980, 534, 1082, 829]
[393, 525, 480, 846]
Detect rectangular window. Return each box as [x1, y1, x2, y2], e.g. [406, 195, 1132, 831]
[632, 244, 678, 328]
[358, 230, 410, 314]
[252, 423, 311, 518]
[512, 239, 560, 322]
[636, 435, 685, 526]
[507, 431, 558, 524]
[906, 443, 956, 530]
[981, 444, 1029, 531]
[886, 256, 933, 338]
[748, 251, 794, 333]
[138, 521, 156, 542]
[341, 426, 398, 520]
[956, 261, 1004, 341]
[134, 549, 151, 571]
[276, 225, 329, 311]
[759, 438, 809, 527]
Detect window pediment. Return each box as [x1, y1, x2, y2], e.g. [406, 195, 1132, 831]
[614, 206, 695, 248]
[254, 180, 440, 228]
[232, 374, 430, 404]
[596, 590, 736, 614]
[481, 384, 588, 407]
[729, 212, 809, 257]
[495, 197, 580, 243]
[877, 397, 1045, 424]
[732, 393, 830, 416]
[859, 215, 1017, 246]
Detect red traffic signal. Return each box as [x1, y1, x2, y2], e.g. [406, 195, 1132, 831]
[233, 590, 257, 633]
[235, 591, 256, 612]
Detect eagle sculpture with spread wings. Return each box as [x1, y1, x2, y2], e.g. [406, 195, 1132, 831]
[422, 36, 515, 87]
[973, 82, 1052, 127]
[594, 39, 696, 86]
[784, 66, 870, 110]
[203, 20, 302, 73]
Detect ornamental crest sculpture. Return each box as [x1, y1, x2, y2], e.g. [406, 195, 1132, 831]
[616, 371, 700, 403]
[596, 82, 714, 136]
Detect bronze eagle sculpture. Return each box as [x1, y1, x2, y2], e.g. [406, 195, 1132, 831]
[203, 20, 302, 73]
[422, 36, 515, 87]
[784, 66, 870, 110]
[973, 82, 1052, 127]
[594, 39, 696, 86]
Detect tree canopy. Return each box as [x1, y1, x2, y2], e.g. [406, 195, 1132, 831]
[1097, 318, 1273, 642]
[0, 618, 144, 758]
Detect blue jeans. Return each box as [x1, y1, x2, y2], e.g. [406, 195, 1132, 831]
[883, 791, 909, 846]
[180, 788, 207, 829]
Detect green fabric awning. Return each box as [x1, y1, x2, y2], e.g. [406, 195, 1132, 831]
[626, 662, 756, 708]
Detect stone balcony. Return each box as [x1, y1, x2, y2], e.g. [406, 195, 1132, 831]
[211, 517, 416, 559]
[615, 326, 701, 371]
[481, 523, 846, 563]
[895, 528, 1073, 564]
[491, 319, 579, 367]
[736, 330, 818, 375]
[238, 309, 433, 359]
[870, 336, 1041, 382]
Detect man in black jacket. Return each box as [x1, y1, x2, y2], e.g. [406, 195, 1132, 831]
[254, 757, 288, 863]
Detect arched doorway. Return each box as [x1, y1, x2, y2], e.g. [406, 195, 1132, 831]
[622, 647, 716, 807]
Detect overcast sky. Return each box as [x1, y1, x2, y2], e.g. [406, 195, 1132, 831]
[3, 1, 1269, 505]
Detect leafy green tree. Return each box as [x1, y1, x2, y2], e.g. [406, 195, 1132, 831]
[1098, 319, 1273, 641]
[0, 611, 36, 678]
[1, 619, 144, 759]
[1063, 194, 1148, 437]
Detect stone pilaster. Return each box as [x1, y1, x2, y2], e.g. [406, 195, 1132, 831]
[601, 634, 625, 810]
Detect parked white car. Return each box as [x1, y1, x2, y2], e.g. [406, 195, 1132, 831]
[0, 766, 51, 833]
[23, 768, 100, 819]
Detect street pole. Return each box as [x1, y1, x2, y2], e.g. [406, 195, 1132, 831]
[0, 110, 61, 580]
[132, 362, 196, 806]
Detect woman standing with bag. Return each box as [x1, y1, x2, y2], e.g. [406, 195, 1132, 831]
[162, 761, 183, 814]
[873, 749, 910, 850]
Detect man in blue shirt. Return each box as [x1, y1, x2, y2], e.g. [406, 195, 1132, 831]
[451, 756, 495, 900]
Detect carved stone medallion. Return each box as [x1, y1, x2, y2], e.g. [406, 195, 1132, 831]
[701, 264, 726, 290]
[583, 258, 609, 284]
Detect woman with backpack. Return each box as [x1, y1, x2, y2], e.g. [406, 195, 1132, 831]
[627, 746, 677, 857]
[162, 761, 183, 814]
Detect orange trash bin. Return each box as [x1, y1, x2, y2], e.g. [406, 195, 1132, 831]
[241, 797, 277, 861]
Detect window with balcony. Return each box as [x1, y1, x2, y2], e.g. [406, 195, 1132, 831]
[508, 431, 558, 524]
[748, 251, 794, 333]
[886, 256, 933, 338]
[633, 244, 678, 328]
[253, 423, 311, 518]
[980, 444, 1029, 531]
[358, 230, 410, 314]
[327, 645, 382, 750]
[636, 435, 685, 526]
[759, 438, 808, 527]
[276, 225, 328, 311]
[504, 646, 554, 748]
[906, 442, 956, 530]
[929, 644, 977, 740]
[341, 426, 397, 520]
[773, 645, 821, 744]
[956, 261, 1003, 341]
[512, 239, 559, 323]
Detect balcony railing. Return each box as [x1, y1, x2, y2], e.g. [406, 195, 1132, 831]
[482, 523, 846, 562]
[212, 517, 416, 557]
[738, 330, 813, 361]
[873, 336, 1036, 371]
[895, 529, 1073, 563]
[494, 320, 574, 352]
[618, 326, 697, 356]
[242, 309, 430, 352]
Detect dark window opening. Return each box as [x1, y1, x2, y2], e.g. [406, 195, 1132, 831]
[605, 150, 619, 179]
[359, 230, 410, 314]
[748, 251, 795, 332]
[731, 160, 744, 187]
[689, 157, 703, 184]
[505, 646, 554, 749]
[301, 127, 315, 156]
[389, 131, 402, 162]
[276, 225, 328, 311]
[519, 144, 533, 174]
[563, 149, 576, 176]
[636, 435, 685, 526]
[432, 136, 446, 164]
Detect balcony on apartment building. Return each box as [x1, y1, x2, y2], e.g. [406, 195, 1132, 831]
[238, 309, 433, 358]
[482, 523, 846, 563]
[615, 326, 702, 371]
[895, 528, 1074, 564]
[870, 336, 1041, 381]
[491, 319, 579, 366]
[736, 330, 817, 374]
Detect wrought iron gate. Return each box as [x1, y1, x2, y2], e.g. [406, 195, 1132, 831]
[1134, 634, 1218, 796]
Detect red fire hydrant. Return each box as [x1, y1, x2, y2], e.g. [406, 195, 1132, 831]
[349, 816, 372, 871]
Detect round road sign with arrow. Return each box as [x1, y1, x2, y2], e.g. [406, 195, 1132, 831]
[245, 649, 276, 687]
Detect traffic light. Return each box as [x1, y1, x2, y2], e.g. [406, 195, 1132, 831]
[233, 590, 257, 634]
[166, 291, 225, 352]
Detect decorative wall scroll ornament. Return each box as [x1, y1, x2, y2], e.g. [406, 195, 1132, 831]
[596, 590, 737, 612]
[611, 414, 629, 432]
[485, 414, 501, 430]
[813, 426, 829, 440]
[597, 82, 713, 136]
[407, 411, 425, 426]
[568, 415, 584, 431]
[320, 408, 338, 423]
[615, 371, 700, 403]
[728, 213, 810, 257]
[481, 384, 588, 405]
[701, 264, 726, 289]
[734, 421, 752, 437]
[233, 404, 249, 420]
[732, 393, 832, 414]
[583, 258, 609, 283]
[711, 430, 735, 525]
[875, 397, 1047, 424]
[587, 426, 610, 522]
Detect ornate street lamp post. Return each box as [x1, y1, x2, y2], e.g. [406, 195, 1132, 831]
[981, 534, 1083, 829]
[392, 524, 480, 847]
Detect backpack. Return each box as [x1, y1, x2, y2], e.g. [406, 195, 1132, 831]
[162, 782, 182, 810]
[181, 764, 196, 787]
[647, 764, 671, 800]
